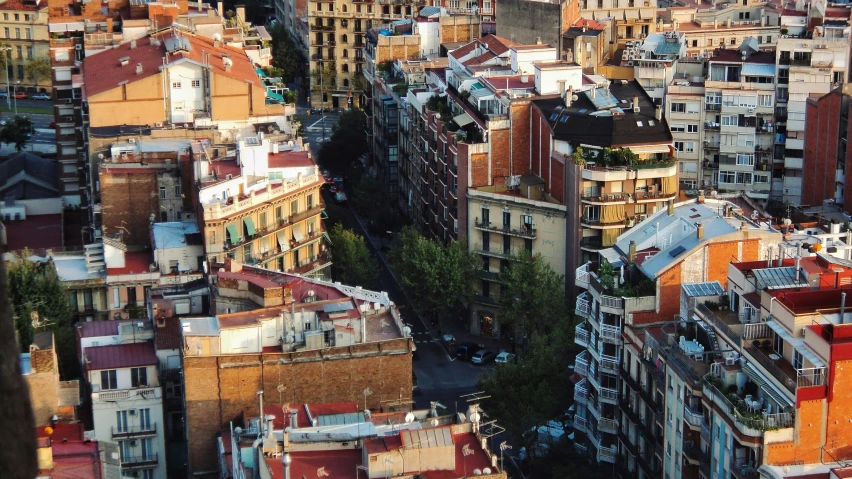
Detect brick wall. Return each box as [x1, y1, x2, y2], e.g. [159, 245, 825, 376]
[510, 102, 531, 177]
[490, 128, 511, 183]
[100, 170, 162, 247]
[802, 92, 841, 207]
[26, 348, 59, 426]
[706, 242, 740, 287]
[183, 339, 413, 474]
[658, 262, 682, 321]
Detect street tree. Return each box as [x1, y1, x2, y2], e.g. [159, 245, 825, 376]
[5, 252, 78, 379]
[389, 227, 479, 321]
[268, 24, 307, 85]
[498, 253, 569, 340]
[0, 115, 32, 151]
[25, 57, 51, 88]
[317, 109, 369, 176]
[328, 223, 379, 289]
[312, 61, 337, 108]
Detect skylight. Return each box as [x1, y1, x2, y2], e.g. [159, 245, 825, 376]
[669, 245, 686, 257]
[636, 121, 644, 127]
[560, 114, 570, 123]
[549, 113, 559, 121]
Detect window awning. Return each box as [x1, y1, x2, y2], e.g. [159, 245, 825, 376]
[765, 320, 825, 368]
[293, 224, 305, 243]
[321, 209, 329, 219]
[624, 9, 639, 19]
[453, 113, 474, 127]
[741, 63, 776, 77]
[322, 232, 333, 245]
[243, 217, 256, 236]
[277, 231, 291, 252]
[226, 224, 240, 244]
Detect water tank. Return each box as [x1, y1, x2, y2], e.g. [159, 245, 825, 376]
[379, 29, 392, 36]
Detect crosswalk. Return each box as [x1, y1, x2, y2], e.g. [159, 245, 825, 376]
[411, 331, 433, 344]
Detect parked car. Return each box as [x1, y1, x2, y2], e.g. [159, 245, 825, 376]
[334, 191, 348, 204]
[30, 93, 51, 100]
[471, 349, 496, 365]
[455, 342, 483, 361]
[0, 90, 7, 98]
[12, 91, 26, 99]
[495, 351, 516, 364]
[441, 334, 456, 348]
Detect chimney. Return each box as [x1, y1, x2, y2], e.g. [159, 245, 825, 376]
[842, 292, 847, 324]
[667, 201, 674, 216]
[777, 245, 783, 267]
[289, 409, 298, 429]
[130, 39, 137, 49]
[795, 255, 801, 282]
[698, 191, 705, 204]
[256, 391, 264, 439]
[632, 95, 640, 113]
[655, 105, 662, 121]
[135, 63, 143, 75]
[697, 223, 704, 240]
[217, 0, 223, 18]
[566, 87, 573, 108]
[629, 240, 637, 263]
[766, 248, 772, 267]
[214, 39, 221, 48]
[741, 221, 748, 231]
[236, 5, 246, 23]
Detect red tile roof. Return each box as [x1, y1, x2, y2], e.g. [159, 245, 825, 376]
[364, 435, 403, 454]
[218, 307, 281, 329]
[77, 318, 141, 338]
[448, 41, 478, 60]
[85, 341, 158, 370]
[266, 450, 364, 479]
[106, 250, 154, 276]
[3, 213, 63, 253]
[0, 0, 42, 11]
[268, 150, 315, 169]
[154, 317, 183, 350]
[480, 34, 519, 55]
[84, 31, 261, 99]
[420, 433, 494, 479]
[37, 423, 102, 479]
[463, 51, 498, 67]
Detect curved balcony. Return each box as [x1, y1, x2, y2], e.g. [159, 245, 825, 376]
[474, 219, 537, 238]
[581, 192, 629, 205]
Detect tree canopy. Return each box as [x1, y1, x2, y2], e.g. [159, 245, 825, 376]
[498, 253, 569, 340]
[25, 57, 51, 86]
[0, 115, 31, 151]
[268, 24, 307, 85]
[328, 223, 380, 289]
[317, 109, 369, 177]
[6, 253, 78, 379]
[389, 227, 479, 319]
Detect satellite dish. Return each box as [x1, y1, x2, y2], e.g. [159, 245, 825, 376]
[402, 326, 412, 337]
[234, 427, 243, 435]
[469, 411, 481, 424]
[404, 412, 415, 423]
[213, 33, 222, 41]
[430, 419, 439, 426]
[473, 469, 482, 475]
[458, 413, 466, 422]
[483, 468, 492, 474]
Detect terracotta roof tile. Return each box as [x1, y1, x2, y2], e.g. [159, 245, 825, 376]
[480, 34, 519, 55]
[85, 341, 158, 370]
[154, 317, 183, 350]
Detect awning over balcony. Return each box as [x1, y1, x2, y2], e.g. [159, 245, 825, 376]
[243, 217, 256, 236]
[601, 204, 626, 224]
[322, 232, 332, 245]
[453, 113, 474, 127]
[765, 320, 825, 368]
[661, 175, 677, 195]
[292, 224, 305, 242]
[602, 228, 623, 247]
[226, 224, 239, 244]
[277, 231, 290, 252]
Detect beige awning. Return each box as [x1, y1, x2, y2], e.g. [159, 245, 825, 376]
[661, 175, 678, 195]
[602, 228, 624, 247]
[453, 113, 474, 127]
[625, 9, 639, 20]
[277, 231, 291, 252]
[601, 204, 626, 224]
[292, 224, 305, 243]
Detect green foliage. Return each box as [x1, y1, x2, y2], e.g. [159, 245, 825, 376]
[389, 226, 479, 318]
[6, 253, 78, 379]
[350, 71, 366, 92]
[497, 253, 569, 339]
[531, 439, 612, 479]
[351, 174, 387, 215]
[570, 146, 586, 166]
[25, 57, 51, 86]
[597, 259, 616, 291]
[425, 95, 452, 121]
[317, 109, 369, 176]
[0, 115, 31, 151]
[328, 223, 380, 289]
[268, 23, 308, 85]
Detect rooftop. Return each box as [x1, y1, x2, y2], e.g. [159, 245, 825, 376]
[0, 151, 60, 200]
[266, 450, 363, 479]
[154, 317, 183, 350]
[84, 341, 158, 371]
[2, 214, 63, 253]
[37, 423, 102, 479]
[106, 250, 155, 276]
[531, 80, 672, 147]
[53, 255, 105, 283]
[77, 318, 147, 338]
[152, 221, 201, 250]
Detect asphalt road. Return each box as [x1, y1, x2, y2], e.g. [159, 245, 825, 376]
[296, 107, 340, 148]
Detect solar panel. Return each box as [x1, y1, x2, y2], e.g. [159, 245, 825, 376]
[669, 245, 686, 257]
[683, 281, 725, 297]
[549, 113, 559, 121]
[560, 114, 570, 123]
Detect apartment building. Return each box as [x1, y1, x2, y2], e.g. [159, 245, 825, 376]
[666, 40, 776, 195]
[661, 0, 781, 57]
[0, 0, 50, 90]
[223, 401, 506, 479]
[496, 0, 580, 53]
[196, 135, 331, 279]
[775, 4, 852, 206]
[579, 0, 656, 44]
[802, 85, 852, 210]
[619, 31, 687, 105]
[52, 250, 110, 322]
[76, 319, 167, 479]
[571, 197, 781, 464]
[22, 331, 80, 426]
[178, 263, 413, 475]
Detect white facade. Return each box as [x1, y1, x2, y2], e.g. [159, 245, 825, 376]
[166, 61, 207, 124]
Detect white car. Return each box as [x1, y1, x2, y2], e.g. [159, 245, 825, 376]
[495, 351, 516, 364]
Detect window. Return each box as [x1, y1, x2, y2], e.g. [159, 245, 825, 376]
[2, 14, 6, 20]
[758, 94, 773, 107]
[524, 238, 533, 253]
[736, 172, 753, 184]
[502, 211, 510, 228]
[208, 230, 216, 245]
[25, 28, 30, 40]
[290, 199, 299, 215]
[686, 103, 700, 114]
[773, 331, 784, 356]
[127, 287, 137, 307]
[191, 80, 201, 88]
[258, 211, 267, 230]
[172, 81, 182, 89]
[687, 124, 698, 133]
[69, 292, 78, 311]
[116, 410, 129, 432]
[100, 370, 118, 390]
[14, 27, 19, 39]
[674, 141, 684, 152]
[721, 115, 738, 126]
[736, 154, 755, 166]
[793, 350, 803, 370]
[15, 45, 20, 59]
[26, 46, 31, 59]
[522, 214, 533, 232]
[684, 142, 695, 153]
[131, 367, 148, 387]
[113, 287, 120, 309]
[481, 231, 490, 251]
[159, 187, 166, 199]
[670, 123, 685, 133]
[3, 27, 7, 38]
[754, 174, 769, 184]
[174, 185, 181, 197]
[481, 206, 490, 225]
[670, 102, 685, 113]
[307, 193, 314, 209]
[503, 234, 511, 254]
[14, 13, 19, 20]
[719, 170, 736, 183]
[83, 290, 93, 310]
[24, 14, 29, 21]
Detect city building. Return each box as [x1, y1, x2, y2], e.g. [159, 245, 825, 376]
[0, 151, 65, 253]
[495, 0, 580, 52]
[615, 31, 688, 105]
[571, 197, 782, 464]
[36, 423, 108, 479]
[151, 220, 205, 284]
[665, 39, 777, 195]
[802, 84, 852, 210]
[21, 331, 80, 426]
[530, 78, 676, 275]
[178, 262, 413, 475]
[76, 319, 167, 479]
[660, 1, 782, 57]
[196, 135, 331, 279]
[0, 0, 50, 91]
[776, 3, 852, 206]
[52, 249, 110, 322]
[579, 0, 656, 45]
[222, 400, 506, 479]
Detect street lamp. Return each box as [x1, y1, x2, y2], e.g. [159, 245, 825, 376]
[13, 80, 20, 116]
[0, 46, 9, 110]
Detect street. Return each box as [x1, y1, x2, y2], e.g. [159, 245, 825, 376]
[294, 107, 340, 148]
[0, 97, 57, 151]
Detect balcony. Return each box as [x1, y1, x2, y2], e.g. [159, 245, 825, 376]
[122, 453, 159, 469]
[575, 292, 590, 319]
[597, 444, 618, 464]
[581, 191, 629, 204]
[575, 322, 590, 348]
[290, 205, 324, 225]
[575, 415, 589, 434]
[599, 350, 620, 375]
[112, 423, 157, 439]
[580, 236, 604, 250]
[93, 387, 160, 403]
[598, 417, 619, 434]
[575, 378, 589, 406]
[683, 404, 704, 430]
[576, 262, 591, 289]
[473, 219, 537, 238]
[682, 442, 701, 466]
[600, 323, 621, 344]
[575, 351, 589, 377]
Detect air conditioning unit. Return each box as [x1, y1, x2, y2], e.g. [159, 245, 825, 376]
[130, 440, 138, 446]
[725, 357, 737, 366]
[748, 108, 755, 114]
[75, 44, 82, 50]
[64, 99, 72, 104]
[155, 122, 163, 128]
[801, 327, 808, 336]
[129, 409, 137, 415]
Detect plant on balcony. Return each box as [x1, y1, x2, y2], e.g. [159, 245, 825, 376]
[597, 259, 617, 291]
[570, 146, 587, 166]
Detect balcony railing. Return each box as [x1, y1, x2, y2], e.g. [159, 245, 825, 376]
[576, 262, 591, 288]
[600, 323, 621, 344]
[93, 387, 159, 403]
[575, 351, 589, 376]
[575, 415, 588, 434]
[122, 453, 159, 468]
[112, 423, 157, 438]
[683, 405, 703, 429]
[743, 345, 796, 393]
[600, 294, 624, 311]
[599, 351, 620, 375]
[575, 378, 589, 405]
[575, 322, 590, 348]
[598, 444, 618, 463]
[576, 293, 590, 318]
[598, 417, 619, 434]
[473, 219, 537, 238]
[702, 375, 795, 433]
